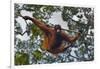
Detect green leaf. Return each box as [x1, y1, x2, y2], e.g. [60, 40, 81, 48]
[32, 50, 43, 60]
[15, 52, 29, 65]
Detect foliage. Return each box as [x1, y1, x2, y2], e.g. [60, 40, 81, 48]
[32, 50, 43, 61]
[15, 52, 29, 65]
